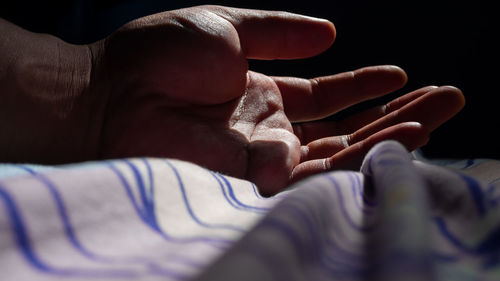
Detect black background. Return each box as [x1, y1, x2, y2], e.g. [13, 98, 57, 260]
[2, 0, 498, 159]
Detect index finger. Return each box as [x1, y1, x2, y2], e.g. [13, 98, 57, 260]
[274, 65, 408, 122]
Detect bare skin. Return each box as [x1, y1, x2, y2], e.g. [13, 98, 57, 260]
[0, 6, 465, 195]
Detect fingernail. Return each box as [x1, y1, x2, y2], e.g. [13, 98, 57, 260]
[404, 121, 422, 128]
[323, 158, 331, 170]
[299, 14, 331, 22]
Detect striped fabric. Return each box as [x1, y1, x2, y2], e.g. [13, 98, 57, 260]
[1, 141, 499, 280]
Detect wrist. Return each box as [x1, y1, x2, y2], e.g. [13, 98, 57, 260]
[0, 19, 101, 163]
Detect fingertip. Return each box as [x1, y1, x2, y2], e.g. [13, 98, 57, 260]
[399, 121, 423, 130]
[317, 19, 336, 46]
[290, 158, 330, 184]
[426, 85, 466, 116]
[292, 13, 336, 41]
[231, 9, 337, 59]
[323, 20, 337, 49]
[285, 16, 336, 59]
[353, 65, 408, 95]
[392, 122, 430, 151]
[440, 85, 466, 109]
[381, 65, 408, 87]
[326, 20, 337, 39]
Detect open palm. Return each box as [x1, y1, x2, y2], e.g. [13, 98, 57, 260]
[91, 6, 464, 195]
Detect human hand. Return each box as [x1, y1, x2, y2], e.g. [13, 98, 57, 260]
[85, 6, 464, 195]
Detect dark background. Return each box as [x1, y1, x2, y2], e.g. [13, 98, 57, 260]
[2, 0, 498, 159]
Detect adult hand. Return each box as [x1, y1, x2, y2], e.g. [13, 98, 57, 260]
[88, 5, 464, 195]
[0, 6, 464, 195]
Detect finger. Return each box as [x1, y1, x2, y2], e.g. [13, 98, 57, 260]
[297, 86, 464, 164]
[301, 119, 429, 162]
[300, 135, 350, 162]
[332, 122, 429, 169]
[348, 86, 465, 142]
[336, 85, 439, 133]
[291, 122, 429, 183]
[292, 86, 438, 143]
[204, 5, 336, 59]
[274, 65, 408, 122]
[384, 86, 438, 115]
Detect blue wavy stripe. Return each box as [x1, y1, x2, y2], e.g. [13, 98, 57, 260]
[13, 165, 108, 261]
[351, 172, 376, 207]
[242, 179, 370, 273]
[458, 173, 486, 216]
[164, 160, 245, 232]
[215, 173, 270, 212]
[107, 163, 148, 224]
[464, 159, 476, 169]
[433, 216, 500, 257]
[208, 171, 245, 211]
[259, 216, 367, 278]
[144, 159, 155, 212]
[13, 165, 206, 274]
[250, 182, 265, 199]
[364, 147, 405, 175]
[0, 185, 140, 278]
[279, 200, 368, 268]
[13, 164, 37, 175]
[249, 182, 284, 201]
[208, 171, 269, 212]
[281, 189, 369, 263]
[347, 173, 375, 214]
[123, 159, 159, 231]
[325, 175, 376, 232]
[29, 165, 200, 277]
[433, 217, 472, 254]
[294, 194, 429, 277]
[487, 184, 500, 208]
[107, 162, 231, 248]
[34, 172, 102, 261]
[0, 186, 52, 272]
[292, 187, 371, 264]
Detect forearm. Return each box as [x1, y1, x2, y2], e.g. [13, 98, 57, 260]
[0, 18, 100, 163]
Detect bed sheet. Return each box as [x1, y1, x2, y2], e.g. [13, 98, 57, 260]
[1, 140, 499, 280]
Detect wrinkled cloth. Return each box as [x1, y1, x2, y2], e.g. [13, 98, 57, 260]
[1, 141, 499, 280]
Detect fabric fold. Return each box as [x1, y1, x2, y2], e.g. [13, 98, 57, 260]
[1, 141, 500, 280]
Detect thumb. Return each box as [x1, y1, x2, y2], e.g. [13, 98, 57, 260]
[205, 5, 336, 60]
